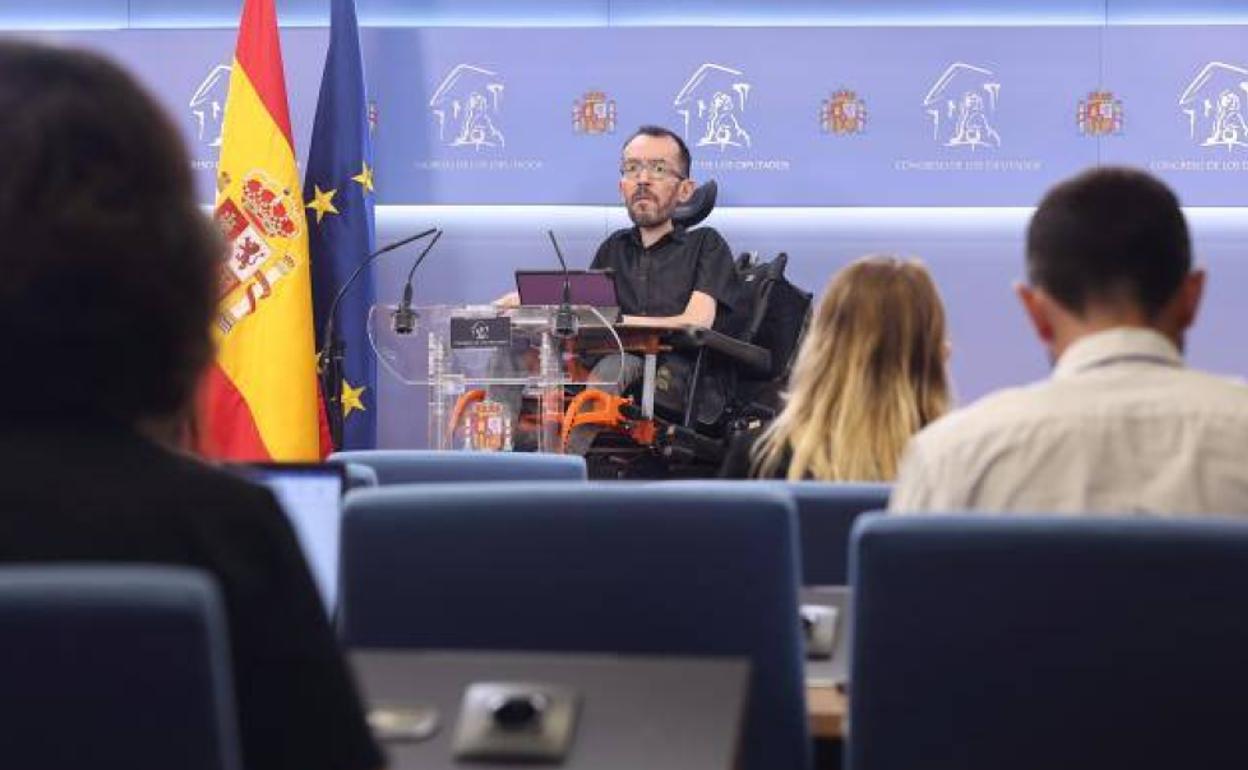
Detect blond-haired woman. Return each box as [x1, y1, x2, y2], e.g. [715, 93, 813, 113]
[719, 255, 951, 480]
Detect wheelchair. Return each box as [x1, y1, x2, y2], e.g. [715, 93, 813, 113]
[568, 181, 814, 479]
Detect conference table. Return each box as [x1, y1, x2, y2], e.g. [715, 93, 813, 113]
[807, 681, 848, 740]
[354, 650, 849, 763]
[354, 650, 752, 770]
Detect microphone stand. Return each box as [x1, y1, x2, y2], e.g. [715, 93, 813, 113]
[319, 227, 438, 451]
[392, 229, 443, 335]
[547, 230, 577, 339]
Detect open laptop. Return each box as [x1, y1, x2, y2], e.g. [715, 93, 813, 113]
[232, 462, 345, 617]
[514, 269, 620, 324]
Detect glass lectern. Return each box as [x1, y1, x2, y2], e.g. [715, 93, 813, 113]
[369, 304, 625, 453]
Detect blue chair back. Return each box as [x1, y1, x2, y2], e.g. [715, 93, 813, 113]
[848, 514, 1248, 770]
[341, 461, 379, 490]
[0, 565, 241, 770]
[340, 483, 810, 770]
[784, 482, 890, 585]
[657, 480, 890, 585]
[330, 449, 586, 484]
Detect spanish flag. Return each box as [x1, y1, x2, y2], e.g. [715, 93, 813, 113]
[198, 0, 322, 460]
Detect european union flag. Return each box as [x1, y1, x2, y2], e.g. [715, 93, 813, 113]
[307, 0, 376, 449]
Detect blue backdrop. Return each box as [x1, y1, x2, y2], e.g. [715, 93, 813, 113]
[25, 24, 1248, 206]
[5, 4, 1248, 447]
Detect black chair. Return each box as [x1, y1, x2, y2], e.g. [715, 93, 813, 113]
[672, 177, 718, 228]
[660, 249, 812, 445]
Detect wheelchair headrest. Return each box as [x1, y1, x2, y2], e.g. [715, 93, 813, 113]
[737, 251, 788, 277]
[673, 180, 717, 229]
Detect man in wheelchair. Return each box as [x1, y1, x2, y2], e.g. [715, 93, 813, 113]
[583, 125, 743, 402]
[491, 124, 810, 477]
[567, 126, 810, 478]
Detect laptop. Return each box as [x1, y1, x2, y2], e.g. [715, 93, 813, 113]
[232, 462, 345, 617]
[514, 269, 620, 324]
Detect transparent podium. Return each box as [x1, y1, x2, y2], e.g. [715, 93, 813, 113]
[370, 304, 624, 453]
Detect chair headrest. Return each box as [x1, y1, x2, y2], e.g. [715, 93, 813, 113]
[672, 180, 717, 229]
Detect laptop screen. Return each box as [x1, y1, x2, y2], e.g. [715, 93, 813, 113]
[515, 269, 618, 307]
[234, 463, 345, 616]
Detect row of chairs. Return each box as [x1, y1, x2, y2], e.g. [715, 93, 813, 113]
[331, 449, 890, 586]
[11, 451, 1248, 769]
[332, 450, 1248, 769]
[1, 454, 882, 770]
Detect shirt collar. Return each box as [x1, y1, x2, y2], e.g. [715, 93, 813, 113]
[627, 223, 687, 249]
[1052, 327, 1184, 380]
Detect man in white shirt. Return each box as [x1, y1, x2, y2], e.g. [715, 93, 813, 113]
[890, 166, 1248, 515]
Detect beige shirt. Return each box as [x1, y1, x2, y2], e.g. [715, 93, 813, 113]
[890, 327, 1248, 516]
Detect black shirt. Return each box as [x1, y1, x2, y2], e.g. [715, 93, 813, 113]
[591, 225, 742, 334]
[0, 422, 384, 770]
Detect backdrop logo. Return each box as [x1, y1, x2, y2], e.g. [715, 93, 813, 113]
[189, 64, 231, 147]
[429, 64, 506, 150]
[674, 63, 752, 151]
[923, 62, 1001, 149]
[573, 90, 616, 135]
[1179, 62, 1248, 151]
[1078, 90, 1124, 137]
[821, 90, 867, 136]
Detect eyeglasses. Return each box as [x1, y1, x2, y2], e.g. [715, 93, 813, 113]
[619, 158, 686, 181]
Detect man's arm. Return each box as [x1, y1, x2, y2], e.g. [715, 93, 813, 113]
[621, 290, 716, 328]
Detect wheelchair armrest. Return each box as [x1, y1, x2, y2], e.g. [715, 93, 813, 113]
[664, 326, 772, 375]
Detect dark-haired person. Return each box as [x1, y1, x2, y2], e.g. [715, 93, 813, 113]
[890, 166, 1248, 515]
[0, 41, 383, 770]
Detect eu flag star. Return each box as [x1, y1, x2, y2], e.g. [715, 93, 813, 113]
[341, 379, 367, 418]
[306, 185, 339, 224]
[351, 162, 375, 194]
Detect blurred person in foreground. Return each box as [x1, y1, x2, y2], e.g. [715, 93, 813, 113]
[0, 40, 383, 770]
[720, 255, 951, 480]
[890, 166, 1248, 514]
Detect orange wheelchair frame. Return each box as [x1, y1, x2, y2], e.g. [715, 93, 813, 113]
[446, 327, 668, 454]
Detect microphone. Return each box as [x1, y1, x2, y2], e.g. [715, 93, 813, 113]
[391, 228, 443, 335]
[320, 227, 437, 357]
[318, 226, 437, 451]
[547, 230, 577, 339]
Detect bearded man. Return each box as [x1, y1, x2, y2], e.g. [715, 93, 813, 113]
[586, 125, 742, 395]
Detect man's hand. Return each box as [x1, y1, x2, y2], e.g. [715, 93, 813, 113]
[493, 291, 520, 308]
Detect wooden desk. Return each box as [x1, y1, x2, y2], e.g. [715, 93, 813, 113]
[807, 682, 847, 740]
